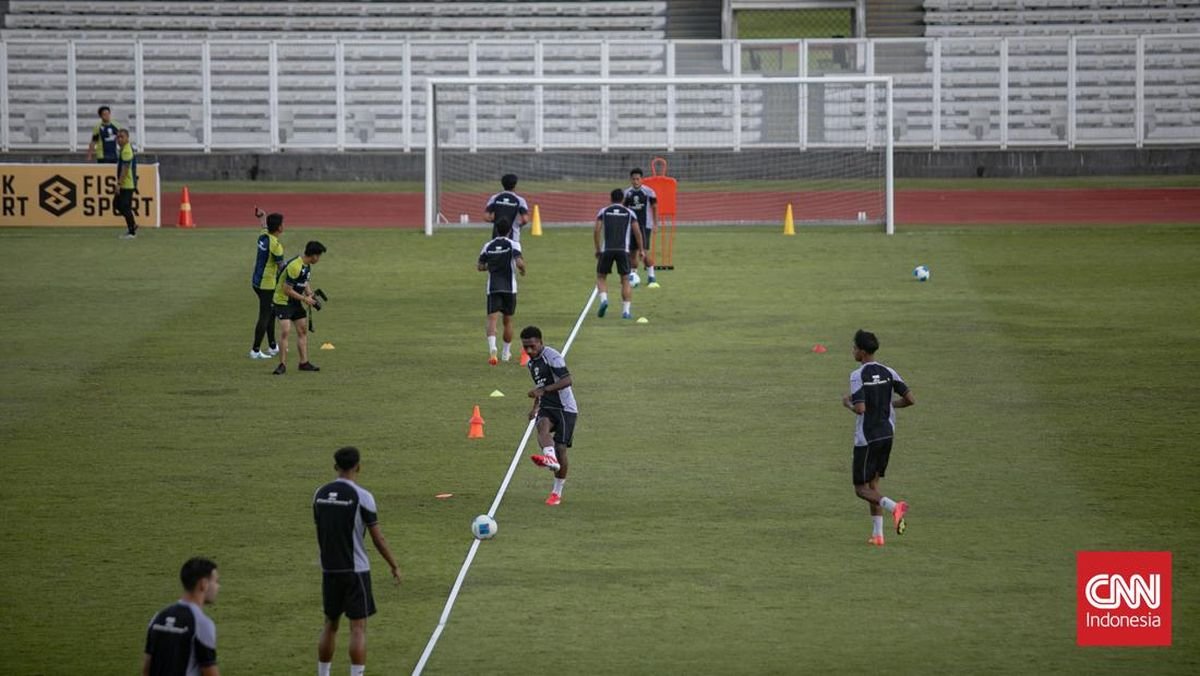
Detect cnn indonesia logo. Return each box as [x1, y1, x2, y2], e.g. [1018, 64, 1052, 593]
[1077, 551, 1171, 646]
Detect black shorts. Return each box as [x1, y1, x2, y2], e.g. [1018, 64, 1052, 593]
[487, 292, 517, 316]
[274, 301, 306, 322]
[322, 571, 376, 621]
[597, 250, 630, 276]
[537, 408, 577, 448]
[852, 438, 893, 485]
[629, 226, 651, 252]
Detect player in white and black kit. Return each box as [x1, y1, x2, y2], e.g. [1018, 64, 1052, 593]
[623, 168, 660, 287]
[313, 446, 402, 676]
[478, 221, 526, 365]
[484, 173, 530, 242]
[594, 188, 644, 320]
[842, 330, 915, 546]
[523, 325, 579, 506]
[142, 557, 220, 676]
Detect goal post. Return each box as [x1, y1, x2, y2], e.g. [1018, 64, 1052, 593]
[425, 75, 894, 236]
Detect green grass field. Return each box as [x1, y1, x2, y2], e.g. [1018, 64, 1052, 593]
[1, 224, 1198, 674]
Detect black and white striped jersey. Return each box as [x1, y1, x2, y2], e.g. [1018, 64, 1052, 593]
[623, 185, 657, 229]
[313, 478, 379, 573]
[528, 346, 578, 413]
[478, 236, 523, 294]
[595, 203, 639, 252]
[144, 600, 217, 676]
[849, 361, 910, 446]
[485, 191, 529, 241]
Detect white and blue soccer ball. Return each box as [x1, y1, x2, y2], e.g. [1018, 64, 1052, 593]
[913, 265, 930, 282]
[629, 271, 641, 288]
[471, 514, 498, 540]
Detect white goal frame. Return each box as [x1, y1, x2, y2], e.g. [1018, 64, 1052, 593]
[424, 75, 895, 235]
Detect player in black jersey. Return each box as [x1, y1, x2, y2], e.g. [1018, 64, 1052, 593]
[623, 168, 660, 287]
[477, 221, 526, 364]
[142, 558, 220, 676]
[842, 330, 915, 546]
[484, 174, 530, 242]
[312, 447, 402, 676]
[593, 188, 644, 320]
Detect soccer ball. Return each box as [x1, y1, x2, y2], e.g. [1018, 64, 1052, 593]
[913, 265, 930, 282]
[629, 271, 640, 288]
[471, 514, 497, 540]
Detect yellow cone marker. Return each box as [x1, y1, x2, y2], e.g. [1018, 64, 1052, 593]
[783, 203, 795, 236]
[320, 342, 335, 350]
[531, 204, 543, 236]
[636, 317, 649, 324]
[489, 389, 505, 398]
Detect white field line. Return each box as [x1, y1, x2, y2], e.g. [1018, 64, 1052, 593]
[412, 286, 599, 676]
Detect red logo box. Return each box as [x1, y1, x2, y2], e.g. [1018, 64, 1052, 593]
[1077, 551, 1171, 646]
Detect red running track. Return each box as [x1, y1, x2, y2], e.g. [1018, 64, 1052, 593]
[160, 188, 1200, 228]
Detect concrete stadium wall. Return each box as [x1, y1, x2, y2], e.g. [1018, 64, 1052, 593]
[3, 147, 1197, 182]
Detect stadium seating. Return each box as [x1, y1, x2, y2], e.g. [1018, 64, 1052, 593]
[1, 1, 1196, 148]
[924, 0, 1200, 38]
[3, 2, 668, 38]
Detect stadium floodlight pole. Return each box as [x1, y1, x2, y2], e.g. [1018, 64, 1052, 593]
[425, 75, 896, 235]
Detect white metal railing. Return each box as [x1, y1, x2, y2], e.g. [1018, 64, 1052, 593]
[1, 36, 1198, 152]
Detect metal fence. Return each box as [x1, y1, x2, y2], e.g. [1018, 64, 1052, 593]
[2, 36, 1197, 152]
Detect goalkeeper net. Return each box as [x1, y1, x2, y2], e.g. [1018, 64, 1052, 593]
[425, 76, 894, 235]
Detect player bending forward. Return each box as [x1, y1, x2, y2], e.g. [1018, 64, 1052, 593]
[523, 326, 578, 506]
[842, 329, 915, 546]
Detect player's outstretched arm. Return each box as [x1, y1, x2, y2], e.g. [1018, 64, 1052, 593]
[367, 524, 402, 584]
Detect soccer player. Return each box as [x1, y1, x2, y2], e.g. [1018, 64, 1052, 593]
[524, 326, 578, 506]
[142, 557, 220, 676]
[623, 168, 660, 288]
[842, 329, 915, 546]
[272, 240, 326, 375]
[478, 221, 526, 365]
[87, 105, 121, 164]
[249, 210, 285, 359]
[594, 188, 643, 320]
[313, 446, 402, 676]
[484, 173, 530, 242]
[115, 128, 138, 239]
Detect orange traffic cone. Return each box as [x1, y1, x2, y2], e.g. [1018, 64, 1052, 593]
[812, 344, 827, 354]
[177, 186, 195, 228]
[468, 405, 485, 439]
[519, 350, 529, 366]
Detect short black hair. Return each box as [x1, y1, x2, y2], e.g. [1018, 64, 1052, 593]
[630, 168, 643, 178]
[610, 188, 625, 203]
[520, 325, 542, 341]
[266, 213, 283, 232]
[501, 173, 518, 191]
[180, 557, 217, 592]
[334, 446, 360, 471]
[304, 241, 327, 257]
[98, 106, 111, 116]
[854, 329, 879, 354]
[495, 220, 512, 237]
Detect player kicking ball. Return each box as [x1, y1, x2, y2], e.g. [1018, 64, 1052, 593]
[842, 329, 915, 546]
[522, 326, 578, 506]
